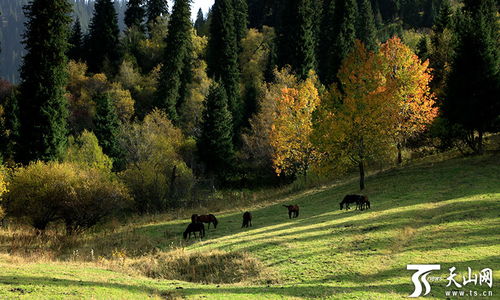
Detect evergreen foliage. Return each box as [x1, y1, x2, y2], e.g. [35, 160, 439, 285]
[207, 0, 242, 132]
[146, 0, 168, 24]
[198, 82, 235, 179]
[357, 0, 378, 51]
[93, 92, 123, 169]
[86, 0, 121, 74]
[125, 0, 146, 31]
[233, 0, 249, 51]
[155, 0, 192, 123]
[17, 0, 72, 163]
[68, 18, 84, 61]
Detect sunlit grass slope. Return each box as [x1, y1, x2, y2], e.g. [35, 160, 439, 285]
[0, 153, 499, 299]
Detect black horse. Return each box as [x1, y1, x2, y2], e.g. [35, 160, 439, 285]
[283, 205, 299, 219]
[183, 222, 205, 240]
[242, 211, 252, 228]
[357, 197, 371, 211]
[340, 195, 366, 210]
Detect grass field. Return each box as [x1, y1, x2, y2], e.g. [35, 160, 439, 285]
[0, 153, 499, 299]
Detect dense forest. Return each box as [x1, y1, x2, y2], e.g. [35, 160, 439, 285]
[0, 0, 498, 233]
[0, 0, 127, 82]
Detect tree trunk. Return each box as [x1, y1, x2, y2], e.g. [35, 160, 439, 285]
[397, 143, 403, 165]
[477, 130, 483, 154]
[359, 160, 365, 190]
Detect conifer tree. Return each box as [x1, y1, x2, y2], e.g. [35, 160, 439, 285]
[194, 8, 205, 35]
[17, 0, 72, 163]
[357, 0, 378, 51]
[207, 0, 242, 132]
[443, 0, 499, 153]
[87, 0, 121, 74]
[276, 0, 317, 80]
[125, 0, 146, 31]
[319, 0, 358, 84]
[68, 18, 83, 61]
[0, 89, 20, 161]
[429, 0, 453, 95]
[146, 0, 168, 24]
[198, 82, 235, 179]
[155, 0, 192, 123]
[93, 92, 123, 169]
[233, 0, 249, 51]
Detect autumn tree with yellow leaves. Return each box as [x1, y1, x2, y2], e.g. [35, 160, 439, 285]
[379, 37, 438, 164]
[270, 73, 321, 180]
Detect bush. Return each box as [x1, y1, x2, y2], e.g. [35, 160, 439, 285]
[120, 110, 194, 212]
[6, 161, 132, 233]
[63, 130, 113, 172]
[0, 165, 7, 220]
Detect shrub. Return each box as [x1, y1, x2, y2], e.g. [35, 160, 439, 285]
[120, 110, 194, 212]
[6, 161, 132, 233]
[63, 130, 113, 172]
[0, 165, 7, 220]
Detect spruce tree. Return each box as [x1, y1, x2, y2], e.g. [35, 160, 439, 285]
[68, 18, 83, 61]
[198, 82, 235, 179]
[93, 92, 123, 169]
[125, 0, 146, 31]
[233, 0, 249, 51]
[155, 0, 192, 123]
[443, 0, 499, 153]
[87, 0, 121, 74]
[0, 89, 20, 162]
[357, 0, 378, 51]
[429, 0, 452, 95]
[17, 0, 72, 163]
[194, 8, 205, 35]
[207, 0, 242, 132]
[146, 0, 168, 24]
[319, 0, 358, 84]
[276, 0, 317, 80]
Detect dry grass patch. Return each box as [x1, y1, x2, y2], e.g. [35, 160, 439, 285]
[131, 249, 272, 284]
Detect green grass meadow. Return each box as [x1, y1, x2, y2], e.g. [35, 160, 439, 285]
[0, 153, 499, 299]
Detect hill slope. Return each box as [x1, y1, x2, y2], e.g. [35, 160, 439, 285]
[0, 153, 499, 299]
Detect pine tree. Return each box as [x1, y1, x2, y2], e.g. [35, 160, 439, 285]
[93, 92, 123, 169]
[233, 0, 249, 51]
[17, 0, 72, 163]
[319, 0, 358, 84]
[146, 0, 168, 24]
[276, 0, 317, 80]
[198, 82, 235, 179]
[0, 88, 20, 161]
[87, 0, 121, 74]
[194, 8, 205, 35]
[434, 0, 452, 33]
[357, 0, 378, 51]
[155, 0, 192, 123]
[207, 0, 242, 132]
[68, 18, 83, 61]
[443, 0, 499, 153]
[125, 0, 145, 31]
[429, 0, 453, 95]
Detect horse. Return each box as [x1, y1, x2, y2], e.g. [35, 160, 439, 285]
[183, 222, 205, 240]
[283, 205, 299, 219]
[340, 194, 365, 210]
[191, 214, 198, 223]
[196, 214, 218, 229]
[356, 196, 370, 211]
[242, 211, 252, 228]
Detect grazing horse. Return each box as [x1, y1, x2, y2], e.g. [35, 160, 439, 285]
[242, 211, 252, 228]
[357, 196, 370, 211]
[340, 194, 364, 210]
[283, 205, 299, 219]
[183, 222, 205, 240]
[191, 214, 198, 223]
[196, 214, 218, 229]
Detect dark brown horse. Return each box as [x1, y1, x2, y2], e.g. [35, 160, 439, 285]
[242, 211, 252, 228]
[283, 205, 299, 219]
[356, 196, 370, 211]
[196, 214, 218, 229]
[340, 195, 368, 210]
[183, 222, 205, 240]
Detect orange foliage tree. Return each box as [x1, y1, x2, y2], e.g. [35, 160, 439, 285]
[270, 73, 321, 179]
[379, 37, 438, 164]
[313, 41, 398, 190]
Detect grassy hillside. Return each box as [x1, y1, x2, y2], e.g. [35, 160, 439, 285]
[0, 153, 499, 299]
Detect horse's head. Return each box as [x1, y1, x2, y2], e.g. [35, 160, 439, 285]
[183, 230, 188, 239]
[212, 215, 218, 228]
[340, 201, 344, 210]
